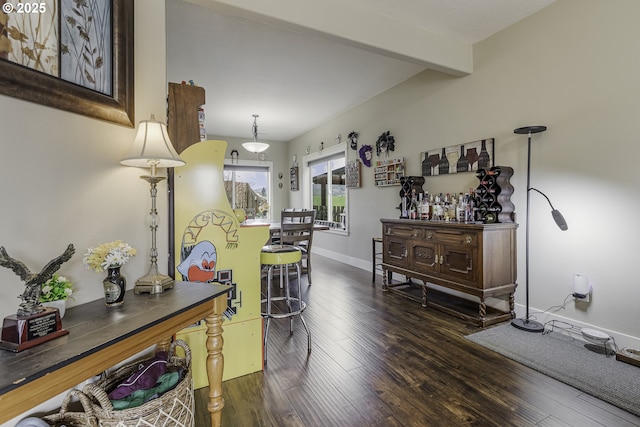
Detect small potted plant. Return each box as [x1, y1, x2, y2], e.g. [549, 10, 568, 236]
[83, 240, 136, 307]
[40, 274, 74, 318]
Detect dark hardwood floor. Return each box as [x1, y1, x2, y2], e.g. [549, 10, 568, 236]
[195, 255, 640, 427]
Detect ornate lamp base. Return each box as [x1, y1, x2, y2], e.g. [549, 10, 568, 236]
[134, 273, 174, 294]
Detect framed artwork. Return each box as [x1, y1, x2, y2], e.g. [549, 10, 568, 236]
[421, 138, 494, 177]
[0, 0, 135, 127]
[290, 166, 299, 191]
[346, 159, 361, 188]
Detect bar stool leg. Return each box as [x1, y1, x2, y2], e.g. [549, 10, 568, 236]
[263, 264, 274, 364]
[285, 264, 294, 335]
[295, 261, 311, 354]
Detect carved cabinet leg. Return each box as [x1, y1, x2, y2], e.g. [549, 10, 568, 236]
[479, 299, 487, 323]
[382, 268, 388, 291]
[509, 292, 515, 319]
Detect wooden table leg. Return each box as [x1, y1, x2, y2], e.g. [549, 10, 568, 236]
[205, 294, 227, 427]
[155, 337, 171, 354]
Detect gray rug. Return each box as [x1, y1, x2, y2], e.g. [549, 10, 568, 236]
[466, 323, 640, 416]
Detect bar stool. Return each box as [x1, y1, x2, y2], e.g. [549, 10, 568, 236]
[372, 237, 383, 282]
[372, 236, 395, 284]
[260, 244, 311, 363]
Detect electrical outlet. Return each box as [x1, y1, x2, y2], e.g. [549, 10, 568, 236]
[574, 292, 590, 302]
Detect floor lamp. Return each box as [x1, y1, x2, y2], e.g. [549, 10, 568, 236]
[511, 125, 568, 333]
[121, 114, 186, 294]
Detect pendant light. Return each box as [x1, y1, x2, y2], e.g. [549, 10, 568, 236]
[242, 114, 269, 153]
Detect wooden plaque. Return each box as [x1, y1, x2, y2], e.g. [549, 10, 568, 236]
[0, 307, 68, 352]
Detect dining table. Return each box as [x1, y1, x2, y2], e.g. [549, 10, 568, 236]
[242, 220, 332, 244]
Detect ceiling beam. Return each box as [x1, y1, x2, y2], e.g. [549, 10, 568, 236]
[184, 0, 473, 76]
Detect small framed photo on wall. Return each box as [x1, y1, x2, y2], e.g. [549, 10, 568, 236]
[290, 166, 299, 191]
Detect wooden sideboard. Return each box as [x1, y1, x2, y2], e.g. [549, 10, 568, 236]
[0, 282, 230, 426]
[381, 219, 517, 326]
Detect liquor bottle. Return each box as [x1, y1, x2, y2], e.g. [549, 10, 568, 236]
[408, 190, 417, 219]
[438, 148, 449, 175]
[476, 202, 488, 222]
[421, 193, 430, 220]
[448, 194, 456, 220]
[478, 139, 491, 169]
[428, 193, 434, 220]
[456, 194, 466, 222]
[401, 197, 408, 219]
[464, 193, 473, 223]
[489, 166, 501, 177]
[481, 175, 495, 187]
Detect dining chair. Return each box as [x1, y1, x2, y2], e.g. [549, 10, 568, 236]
[280, 209, 316, 284]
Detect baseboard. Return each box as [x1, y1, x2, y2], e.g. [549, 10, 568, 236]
[313, 246, 371, 272]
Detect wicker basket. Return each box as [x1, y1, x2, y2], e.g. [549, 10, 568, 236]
[44, 340, 194, 427]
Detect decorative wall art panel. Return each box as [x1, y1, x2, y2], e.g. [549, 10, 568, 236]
[422, 138, 494, 177]
[346, 159, 361, 188]
[0, 0, 134, 126]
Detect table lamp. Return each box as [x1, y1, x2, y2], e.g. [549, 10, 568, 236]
[121, 114, 186, 294]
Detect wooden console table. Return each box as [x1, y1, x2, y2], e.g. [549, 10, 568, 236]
[0, 281, 230, 426]
[381, 218, 517, 327]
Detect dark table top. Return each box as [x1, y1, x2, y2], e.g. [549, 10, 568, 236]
[0, 281, 229, 396]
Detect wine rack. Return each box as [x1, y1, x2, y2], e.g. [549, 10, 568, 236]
[374, 157, 405, 186]
[398, 176, 425, 218]
[474, 166, 515, 223]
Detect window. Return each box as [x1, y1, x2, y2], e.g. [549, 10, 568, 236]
[309, 151, 346, 230]
[223, 161, 272, 220]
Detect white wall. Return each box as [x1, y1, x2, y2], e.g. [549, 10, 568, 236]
[290, 0, 640, 348]
[0, 1, 167, 424]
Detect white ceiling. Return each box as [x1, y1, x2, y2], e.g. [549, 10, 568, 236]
[166, 0, 555, 142]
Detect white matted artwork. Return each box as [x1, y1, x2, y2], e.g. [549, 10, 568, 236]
[421, 138, 494, 177]
[346, 159, 361, 188]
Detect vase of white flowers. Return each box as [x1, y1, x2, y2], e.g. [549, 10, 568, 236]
[83, 241, 136, 307]
[40, 274, 74, 318]
[103, 266, 126, 306]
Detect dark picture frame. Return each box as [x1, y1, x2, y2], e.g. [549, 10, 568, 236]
[290, 166, 299, 191]
[0, 0, 134, 127]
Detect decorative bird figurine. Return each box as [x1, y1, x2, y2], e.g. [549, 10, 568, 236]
[0, 244, 75, 317]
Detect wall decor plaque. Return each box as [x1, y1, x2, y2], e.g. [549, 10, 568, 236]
[422, 138, 494, 176]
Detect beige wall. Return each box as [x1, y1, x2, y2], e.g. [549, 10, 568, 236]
[290, 0, 640, 347]
[0, 1, 167, 424]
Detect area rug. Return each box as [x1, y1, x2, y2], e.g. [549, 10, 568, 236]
[466, 323, 640, 416]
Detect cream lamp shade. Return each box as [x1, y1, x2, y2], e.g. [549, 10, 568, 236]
[242, 141, 270, 153]
[121, 114, 185, 169]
